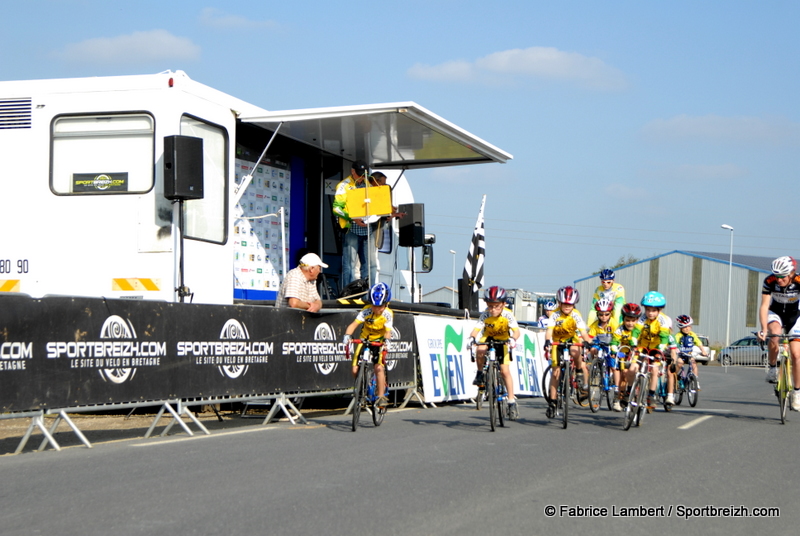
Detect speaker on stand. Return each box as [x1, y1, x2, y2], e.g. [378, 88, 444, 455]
[164, 135, 204, 302]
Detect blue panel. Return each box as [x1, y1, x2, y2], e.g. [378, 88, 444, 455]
[234, 289, 278, 301]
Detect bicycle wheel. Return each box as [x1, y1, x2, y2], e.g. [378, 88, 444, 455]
[369, 370, 386, 427]
[588, 359, 602, 413]
[560, 364, 570, 429]
[604, 369, 614, 411]
[657, 373, 668, 409]
[687, 374, 698, 408]
[778, 356, 790, 424]
[622, 379, 640, 431]
[635, 376, 647, 427]
[497, 379, 507, 428]
[674, 375, 685, 406]
[574, 368, 589, 407]
[351, 364, 365, 432]
[542, 364, 553, 405]
[487, 366, 498, 431]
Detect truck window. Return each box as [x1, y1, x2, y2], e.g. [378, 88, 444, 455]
[51, 114, 154, 194]
[180, 115, 227, 244]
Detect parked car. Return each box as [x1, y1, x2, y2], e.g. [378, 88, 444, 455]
[695, 335, 712, 365]
[717, 336, 767, 366]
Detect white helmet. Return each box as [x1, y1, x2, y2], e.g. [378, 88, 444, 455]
[594, 298, 614, 313]
[771, 256, 796, 277]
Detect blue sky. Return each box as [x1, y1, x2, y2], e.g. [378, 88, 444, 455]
[3, 1, 799, 295]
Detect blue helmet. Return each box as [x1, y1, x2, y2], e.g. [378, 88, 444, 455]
[599, 269, 615, 281]
[370, 282, 392, 306]
[543, 299, 557, 311]
[641, 291, 666, 308]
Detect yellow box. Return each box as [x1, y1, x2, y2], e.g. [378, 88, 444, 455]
[345, 185, 393, 221]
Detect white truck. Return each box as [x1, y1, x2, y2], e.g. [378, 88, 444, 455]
[0, 70, 511, 305]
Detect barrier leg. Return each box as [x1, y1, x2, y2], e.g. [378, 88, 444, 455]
[144, 405, 169, 438]
[37, 411, 93, 451]
[16, 413, 60, 454]
[398, 387, 428, 409]
[261, 394, 307, 425]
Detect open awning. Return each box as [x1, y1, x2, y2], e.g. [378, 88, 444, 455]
[241, 102, 512, 169]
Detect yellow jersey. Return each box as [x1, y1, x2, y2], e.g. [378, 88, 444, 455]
[354, 305, 394, 341]
[549, 309, 588, 344]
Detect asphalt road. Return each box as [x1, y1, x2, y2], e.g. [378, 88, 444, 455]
[0, 365, 795, 536]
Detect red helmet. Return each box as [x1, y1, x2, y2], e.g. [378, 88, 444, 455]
[594, 298, 614, 312]
[621, 302, 642, 318]
[484, 286, 507, 303]
[556, 286, 579, 305]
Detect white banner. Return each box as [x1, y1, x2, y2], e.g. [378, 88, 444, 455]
[414, 316, 548, 404]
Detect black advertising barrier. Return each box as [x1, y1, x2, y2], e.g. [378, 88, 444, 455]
[0, 295, 416, 412]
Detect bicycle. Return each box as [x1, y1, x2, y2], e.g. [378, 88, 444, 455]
[656, 359, 671, 412]
[759, 333, 795, 424]
[588, 343, 615, 412]
[347, 339, 388, 431]
[542, 343, 586, 429]
[622, 349, 659, 431]
[471, 338, 511, 431]
[674, 352, 699, 407]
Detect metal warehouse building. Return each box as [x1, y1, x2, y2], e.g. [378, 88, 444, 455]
[574, 250, 774, 348]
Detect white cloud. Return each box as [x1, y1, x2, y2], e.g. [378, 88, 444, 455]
[199, 8, 277, 30]
[642, 114, 800, 146]
[57, 30, 200, 64]
[408, 46, 627, 90]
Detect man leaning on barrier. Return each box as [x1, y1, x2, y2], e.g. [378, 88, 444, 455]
[275, 253, 327, 312]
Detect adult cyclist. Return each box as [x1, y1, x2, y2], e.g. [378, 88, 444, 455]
[757, 256, 800, 411]
[587, 269, 626, 325]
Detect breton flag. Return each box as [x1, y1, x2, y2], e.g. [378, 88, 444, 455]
[462, 195, 486, 294]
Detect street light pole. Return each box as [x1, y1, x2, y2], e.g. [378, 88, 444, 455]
[449, 250, 456, 308]
[721, 224, 734, 346]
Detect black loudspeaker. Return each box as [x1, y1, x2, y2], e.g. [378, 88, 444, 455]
[398, 203, 425, 247]
[164, 135, 204, 200]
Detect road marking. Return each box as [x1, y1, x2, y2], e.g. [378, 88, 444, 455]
[678, 415, 714, 429]
[131, 426, 279, 447]
[672, 408, 732, 413]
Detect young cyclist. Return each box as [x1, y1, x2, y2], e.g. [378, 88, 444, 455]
[544, 286, 593, 417]
[537, 299, 557, 328]
[587, 269, 626, 325]
[469, 286, 522, 419]
[343, 282, 393, 408]
[674, 315, 706, 389]
[757, 255, 800, 411]
[628, 291, 675, 410]
[586, 298, 618, 409]
[610, 303, 642, 410]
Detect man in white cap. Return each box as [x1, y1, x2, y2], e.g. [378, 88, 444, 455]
[275, 253, 327, 312]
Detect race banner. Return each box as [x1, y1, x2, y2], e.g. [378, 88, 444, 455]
[0, 295, 416, 412]
[414, 315, 547, 404]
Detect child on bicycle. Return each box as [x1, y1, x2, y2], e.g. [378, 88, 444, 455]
[628, 291, 675, 409]
[537, 299, 557, 328]
[469, 286, 522, 419]
[544, 286, 593, 418]
[610, 303, 642, 410]
[674, 314, 706, 389]
[343, 282, 393, 408]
